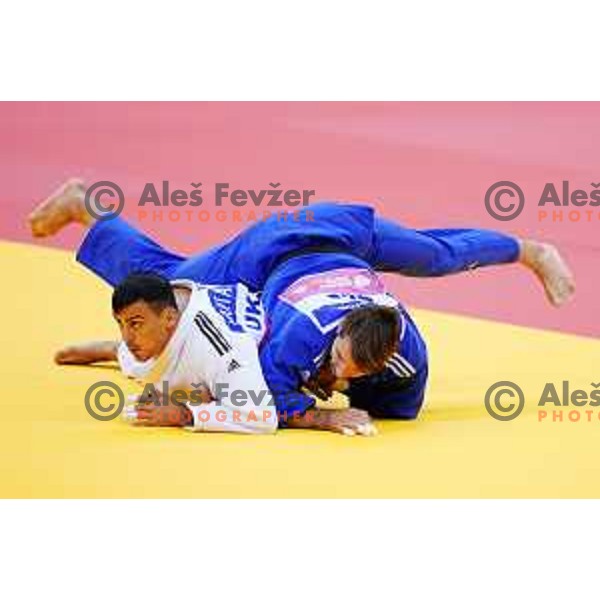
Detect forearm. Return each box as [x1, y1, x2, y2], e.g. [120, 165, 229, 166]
[185, 400, 277, 434]
[183, 366, 278, 434]
[287, 407, 377, 436]
[54, 340, 119, 365]
[287, 408, 328, 430]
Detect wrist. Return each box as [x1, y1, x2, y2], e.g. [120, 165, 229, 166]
[289, 408, 327, 430]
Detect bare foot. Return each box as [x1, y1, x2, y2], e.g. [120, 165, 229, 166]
[520, 240, 575, 306]
[28, 178, 92, 237]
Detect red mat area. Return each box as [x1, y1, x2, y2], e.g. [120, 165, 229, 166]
[2, 102, 597, 337]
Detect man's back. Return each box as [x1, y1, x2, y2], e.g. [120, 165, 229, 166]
[259, 252, 428, 419]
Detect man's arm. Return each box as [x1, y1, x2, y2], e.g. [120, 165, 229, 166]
[54, 341, 118, 365]
[287, 407, 377, 436]
[184, 359, 279, 434]
[132, 334, 279, 434]
[261, 345, 377, 436]
[128, 362, 279, 434]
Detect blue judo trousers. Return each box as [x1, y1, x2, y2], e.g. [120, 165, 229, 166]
[76, 203, 520, 422]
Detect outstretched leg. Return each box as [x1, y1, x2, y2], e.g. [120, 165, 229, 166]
[28, 179, 185, 286]
[371, 217, 575, 306]
[29, 185, 575, 306]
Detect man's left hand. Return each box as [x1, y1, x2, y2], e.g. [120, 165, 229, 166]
[126, 401, 193, 427]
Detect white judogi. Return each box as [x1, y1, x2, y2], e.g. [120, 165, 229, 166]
[118, 280, 277, 434]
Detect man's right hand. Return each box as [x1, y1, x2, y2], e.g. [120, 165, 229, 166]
[288, 407, 377, 436]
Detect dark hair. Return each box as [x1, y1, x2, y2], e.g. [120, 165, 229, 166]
[338, 305, 400, 373]
[112, 273, 178, 314]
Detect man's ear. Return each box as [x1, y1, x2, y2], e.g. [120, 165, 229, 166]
[162, 306, 179, 328]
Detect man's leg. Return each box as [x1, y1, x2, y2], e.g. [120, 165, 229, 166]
[28, 179, 185, 286]
[370, 216, 575, 306]
[28, 183, 373, 289]
[170, 201, 376, 289]
[178, 202, 575, 307]
[30, 186, 575, 305]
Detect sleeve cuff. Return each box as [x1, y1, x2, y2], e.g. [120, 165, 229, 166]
[276, 392, 316, 427]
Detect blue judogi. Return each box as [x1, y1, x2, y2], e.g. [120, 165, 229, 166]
[77, 202, 520, 422]
[256, 251, 430, 420]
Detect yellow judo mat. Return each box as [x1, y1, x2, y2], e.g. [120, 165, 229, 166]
[2, 240, 599, 498]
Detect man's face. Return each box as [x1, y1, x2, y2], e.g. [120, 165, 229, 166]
[330, 334, 369, 379]
[114, 301, 178, 362]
